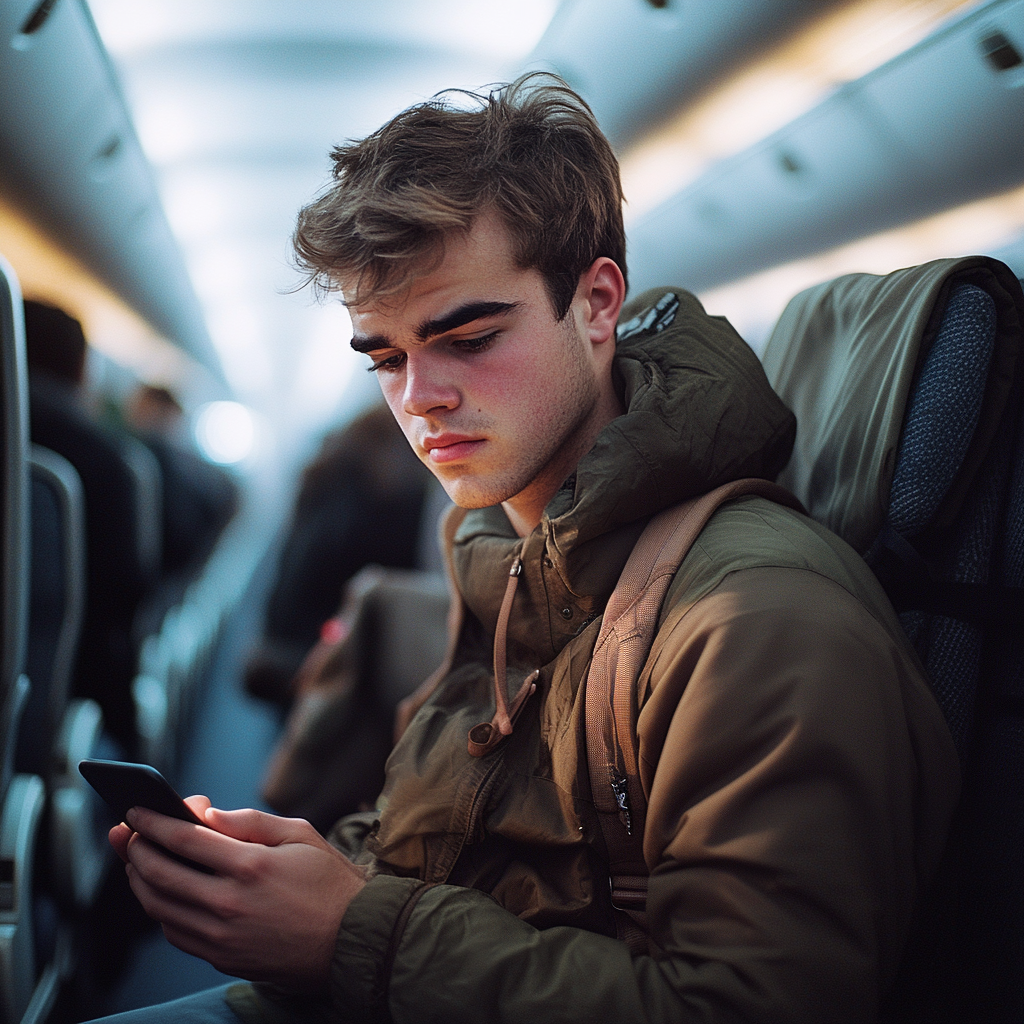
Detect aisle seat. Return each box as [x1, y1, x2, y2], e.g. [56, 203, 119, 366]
[20, 446, 107, 913]
[27, 365, 162, 756]
[0, 257, 57, 1024]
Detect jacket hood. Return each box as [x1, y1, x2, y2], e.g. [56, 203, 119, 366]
[451, 287, 796, 666]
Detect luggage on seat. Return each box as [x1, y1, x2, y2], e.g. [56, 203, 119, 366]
[763, 255, 1024, 1023]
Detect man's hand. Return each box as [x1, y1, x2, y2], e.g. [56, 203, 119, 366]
[109, 797, 365, 988]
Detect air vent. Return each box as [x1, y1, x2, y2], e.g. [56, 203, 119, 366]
[88, 135, 124, 183]
[778, 152, 801, 174]
[980, 30, 1023, 72]
[96, 136, 122, 161]
[19, 0, 61, 37]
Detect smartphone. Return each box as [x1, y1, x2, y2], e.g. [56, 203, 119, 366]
[79, 758, 213, 872]
[79, 758, 205, 826]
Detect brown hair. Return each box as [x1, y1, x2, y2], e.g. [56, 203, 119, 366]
[293, 72, 627, 320]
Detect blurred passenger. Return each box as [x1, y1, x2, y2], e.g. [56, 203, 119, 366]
[243, 402, 433, 704]
[23, 300, 161, 753]
[125, 384, 238, 583]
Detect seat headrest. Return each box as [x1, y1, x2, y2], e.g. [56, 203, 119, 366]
[762, 256, 1024, 554]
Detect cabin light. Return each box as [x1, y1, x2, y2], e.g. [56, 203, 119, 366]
[194, 401, 256, 465]
[980, 30, 1023, 72]
[620, 0, 977, 223]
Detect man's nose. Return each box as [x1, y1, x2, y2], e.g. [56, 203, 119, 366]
[403, 353, 459, 417]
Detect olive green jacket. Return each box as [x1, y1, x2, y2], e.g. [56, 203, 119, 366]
[231, 289, 960, 1024]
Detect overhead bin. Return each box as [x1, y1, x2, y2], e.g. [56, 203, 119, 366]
[0, 0, 222, 380]
[527, 0, 845, 149]
[628, 0, 1024, 294]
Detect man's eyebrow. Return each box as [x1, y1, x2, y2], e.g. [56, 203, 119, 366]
[349, 301, 520, 353]
[350, 333, 391, 354]
[416, 301, 520, 342]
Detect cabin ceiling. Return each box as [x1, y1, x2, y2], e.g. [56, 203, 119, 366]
[4, 0, 1014, 463]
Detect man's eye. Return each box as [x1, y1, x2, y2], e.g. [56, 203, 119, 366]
[367, 353, 405, 374]
[456, 331, 498, 353]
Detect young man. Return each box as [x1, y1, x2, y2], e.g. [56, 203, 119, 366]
[95, 75, 959, 1023]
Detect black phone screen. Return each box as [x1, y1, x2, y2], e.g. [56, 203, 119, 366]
[78, 758, 206, 827]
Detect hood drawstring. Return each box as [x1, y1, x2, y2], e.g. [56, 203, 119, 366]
[468, 555, 538, 757]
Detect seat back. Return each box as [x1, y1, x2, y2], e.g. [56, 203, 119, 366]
[763, 255, 1024, 1022]
[16, 445, 86, 781]
[0, 257, 30, 799]
[27, 384, 163, 755]
[0, 258, 56, 1024]
[261, 566, 450, 833]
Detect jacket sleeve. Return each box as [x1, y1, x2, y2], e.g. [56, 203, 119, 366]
[327, 565, 960, 1024]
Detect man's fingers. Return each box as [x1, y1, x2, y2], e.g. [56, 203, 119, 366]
[125, 832, 219, 898]
[125, 857, 222, 938]
[184, 794, 212, 818]
[109, 822, 132, 863]
[204, 806, 324, 848]
[120, 806, 364, 986]
[125, 811, 227, 876]
[125, 804, 326, 881]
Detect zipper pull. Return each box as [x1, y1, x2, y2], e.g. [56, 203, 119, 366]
[610, 769, 633, 836]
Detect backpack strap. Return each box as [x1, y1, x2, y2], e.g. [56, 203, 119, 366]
[585, 478, 806, 948]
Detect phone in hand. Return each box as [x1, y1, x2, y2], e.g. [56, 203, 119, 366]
[78, 758, 212, 872]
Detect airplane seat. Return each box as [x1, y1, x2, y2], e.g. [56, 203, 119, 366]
[762, 254, 1024, 1023]
[16, 446, 86, 782]
[261, 566, 450, 835]
[18, 445, 109, 918]
[258, 453, 452, 833]
[0, 258, 62, 1024]
[27, 376, 163, 757]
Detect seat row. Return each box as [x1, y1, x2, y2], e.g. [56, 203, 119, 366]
[0, 257, 245, 1024]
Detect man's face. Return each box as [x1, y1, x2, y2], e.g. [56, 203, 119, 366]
[346, 213, 618, 527]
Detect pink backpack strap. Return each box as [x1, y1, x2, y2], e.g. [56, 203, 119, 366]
[585, 478, 806, 949]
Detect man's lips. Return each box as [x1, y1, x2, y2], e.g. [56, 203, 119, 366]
[423, 434, 485, 464]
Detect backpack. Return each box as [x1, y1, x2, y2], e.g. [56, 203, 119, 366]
[582, 477, 804, 950]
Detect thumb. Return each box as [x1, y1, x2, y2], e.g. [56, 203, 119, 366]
[203, 806, 322, 847]
[184, 794, 212, 818]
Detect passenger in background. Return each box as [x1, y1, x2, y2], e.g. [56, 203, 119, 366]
[125, 384, 238, 586]
[243, 402, 433, 705]
[23, 300, 162, 754]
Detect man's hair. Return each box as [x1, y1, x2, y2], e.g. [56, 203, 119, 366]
[293, 73, 627, 320]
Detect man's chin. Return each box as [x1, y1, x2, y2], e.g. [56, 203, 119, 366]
[434, 473, 514, 511]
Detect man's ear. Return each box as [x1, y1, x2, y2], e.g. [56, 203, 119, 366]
[579, 257, 626, 347]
